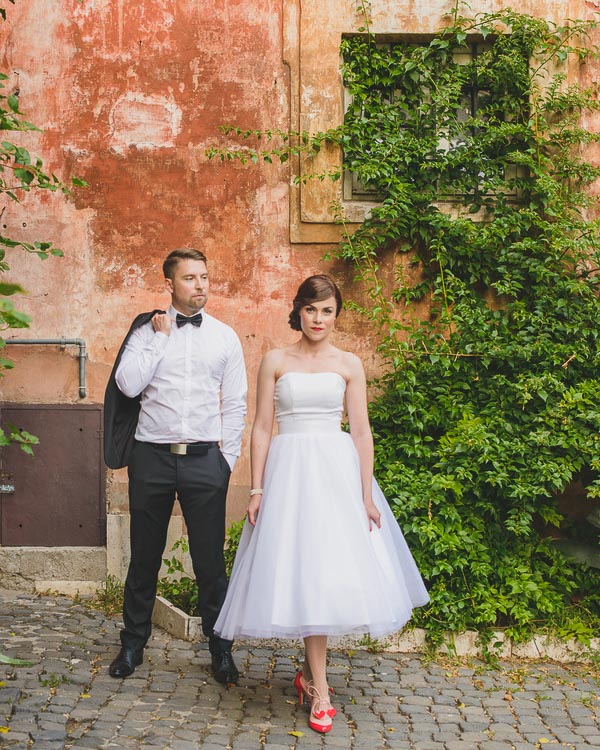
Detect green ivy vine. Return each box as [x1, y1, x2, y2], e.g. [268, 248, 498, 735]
[209, 4, 600, 646]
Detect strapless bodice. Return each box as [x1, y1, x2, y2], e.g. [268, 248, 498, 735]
[274, 371, 346, 434]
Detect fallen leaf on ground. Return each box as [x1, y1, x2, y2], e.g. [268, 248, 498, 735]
[0, 654, 35, 666]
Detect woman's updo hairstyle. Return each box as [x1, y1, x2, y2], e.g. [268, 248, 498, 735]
[288, 274, 343, 331]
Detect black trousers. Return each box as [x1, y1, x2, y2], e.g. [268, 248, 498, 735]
[120, 441, 232, 651]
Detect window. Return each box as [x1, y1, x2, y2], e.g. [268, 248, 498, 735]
[283, 0, 547, 243]
[341, 36, 529, 207]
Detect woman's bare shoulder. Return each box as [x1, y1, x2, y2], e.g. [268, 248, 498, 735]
[338, 349, 365, 378]
[259, 347, 289, 375]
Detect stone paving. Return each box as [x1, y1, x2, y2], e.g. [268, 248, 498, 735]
[0, 592, 599, 750]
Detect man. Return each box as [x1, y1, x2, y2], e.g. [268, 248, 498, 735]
[105, 248, 247, 684]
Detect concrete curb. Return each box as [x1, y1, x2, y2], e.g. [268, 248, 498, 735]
[152, 595, 600, 663]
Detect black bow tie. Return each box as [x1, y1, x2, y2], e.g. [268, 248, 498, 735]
[176, 312, 203, 328]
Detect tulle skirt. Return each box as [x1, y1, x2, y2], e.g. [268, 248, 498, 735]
[214, 431, 429, 640]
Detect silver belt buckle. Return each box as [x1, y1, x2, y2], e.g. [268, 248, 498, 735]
[170, 443, 187, 455]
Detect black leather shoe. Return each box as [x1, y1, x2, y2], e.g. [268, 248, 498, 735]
[209, 636, 239, 685]
[109, 646, 143, 678]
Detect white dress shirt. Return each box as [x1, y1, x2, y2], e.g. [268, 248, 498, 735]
[115, 307, 247, 469]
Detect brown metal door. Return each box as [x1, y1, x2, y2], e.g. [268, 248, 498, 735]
[0, 404, 106, 546]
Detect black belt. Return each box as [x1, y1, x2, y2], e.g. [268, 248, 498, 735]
[150, 441, 218, 456]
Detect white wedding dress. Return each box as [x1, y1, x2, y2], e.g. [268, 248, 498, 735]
[214, 371, 429, 640]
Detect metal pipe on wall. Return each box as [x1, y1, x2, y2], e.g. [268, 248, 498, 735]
[4, 338, 88, 399]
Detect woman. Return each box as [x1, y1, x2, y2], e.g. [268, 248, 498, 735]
[214, 274, 429, 733]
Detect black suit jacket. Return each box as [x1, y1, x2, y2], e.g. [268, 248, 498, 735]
[103, 310, 164, 469]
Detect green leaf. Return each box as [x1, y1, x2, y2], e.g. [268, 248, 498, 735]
[0, 653, 35, 666]
[0, 282, 24, 295]
[7, 93, 19, 113]
[13, 168, 33, 184]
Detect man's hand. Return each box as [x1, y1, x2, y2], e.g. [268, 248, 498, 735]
[152, 311, 171, 336]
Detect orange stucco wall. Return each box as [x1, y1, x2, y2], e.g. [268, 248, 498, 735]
[1, 0, 599, 533]
[0, 0, 366, 526]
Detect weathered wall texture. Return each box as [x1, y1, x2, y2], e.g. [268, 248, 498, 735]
[2, 0, 303, 534]
[1, 0, 599, 582]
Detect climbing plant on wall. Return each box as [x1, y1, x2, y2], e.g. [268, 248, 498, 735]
[209, 4, 600, 645]
[337, 7, 600, 645]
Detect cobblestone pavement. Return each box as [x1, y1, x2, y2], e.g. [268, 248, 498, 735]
[0, 592, 599, 750]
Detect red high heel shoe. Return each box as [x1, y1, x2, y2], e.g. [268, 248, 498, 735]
[307, 684, 335, 734]
[294, 671, 336, 708]
[294, 671, 310, 706]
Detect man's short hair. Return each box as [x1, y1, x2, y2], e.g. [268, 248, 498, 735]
[163, 248, 208, 279]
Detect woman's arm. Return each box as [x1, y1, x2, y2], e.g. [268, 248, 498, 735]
[345, 353, 381, 529]
[247, 350, 279, 525]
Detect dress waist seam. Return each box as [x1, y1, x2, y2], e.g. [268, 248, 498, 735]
[277, 421, 343, 435]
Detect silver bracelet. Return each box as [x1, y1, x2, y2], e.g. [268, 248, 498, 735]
[249, 488, 263, 496]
